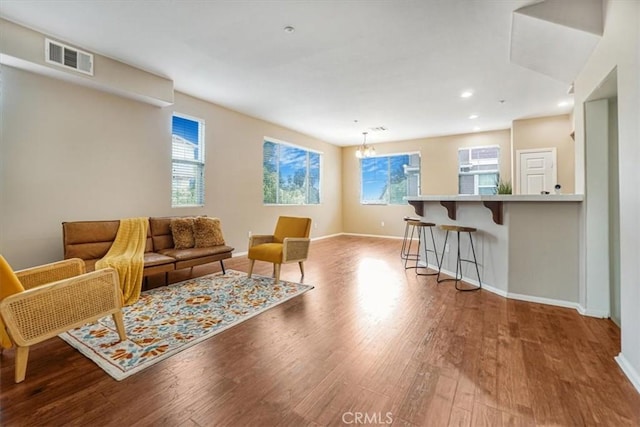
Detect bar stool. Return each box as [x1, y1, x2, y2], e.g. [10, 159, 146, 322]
[404, 219, 440, 276]
[400, 216, 421, 260]
[437, 225, 481, 291]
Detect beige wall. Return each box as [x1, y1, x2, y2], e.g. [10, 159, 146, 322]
[342, 130, 511, 236]
[0, 66, 342, 269]
[172, 92, 343, 252]
[0, 18, 174, 106]
[512, 114, 575, 194]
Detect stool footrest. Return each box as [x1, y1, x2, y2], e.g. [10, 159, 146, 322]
[436, 276, 481, 291]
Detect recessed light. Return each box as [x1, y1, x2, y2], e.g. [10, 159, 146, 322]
[469, 114, 479, 119]
[558, 100, 570, 107]
[460, 91, 473, 98]
[283, 26, 295, 33]
[473, 126, 481, 132]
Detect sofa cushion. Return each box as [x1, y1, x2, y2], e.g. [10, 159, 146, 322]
[63, 220, 119, 260]
[63, 220, 154, 260]
[170, 217, 195, 249]
[158, 245, 233, 261]
[149, 217, 173, 251]
[144, 252, 176, 267]
[193, 217, 225, 247]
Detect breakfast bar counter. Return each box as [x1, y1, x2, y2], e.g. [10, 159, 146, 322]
[406, 194, 584, 307]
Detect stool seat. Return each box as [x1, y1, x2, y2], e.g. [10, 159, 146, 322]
[407, 220, 436, 227]
[440, 225, 477, 233]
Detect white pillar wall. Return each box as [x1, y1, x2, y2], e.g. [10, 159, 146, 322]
[583, 99, 611, 317]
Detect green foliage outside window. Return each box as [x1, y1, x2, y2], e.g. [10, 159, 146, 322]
[263, 140, 320, 205]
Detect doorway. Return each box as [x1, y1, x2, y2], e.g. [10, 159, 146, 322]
[517, 148, 557, 194]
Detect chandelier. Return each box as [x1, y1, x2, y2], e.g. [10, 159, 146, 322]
[355, 132, 376, 158]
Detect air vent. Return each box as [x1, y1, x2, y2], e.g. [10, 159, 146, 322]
[369, 126, 388, 132]
[45, 38, 93, 76]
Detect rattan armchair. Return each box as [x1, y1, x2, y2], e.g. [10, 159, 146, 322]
[0, 258, 126, 383]
[247, 216, 312, 284]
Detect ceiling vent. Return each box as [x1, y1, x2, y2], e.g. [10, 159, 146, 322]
[45, 38, 93, 76]
[369, 126, 388, 132]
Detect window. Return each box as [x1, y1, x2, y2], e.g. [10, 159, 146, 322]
[263, 140, 321, 205]
[172, 114, 205, 207]
[361, 153, 420, 204]
[458, 146, 499, 195]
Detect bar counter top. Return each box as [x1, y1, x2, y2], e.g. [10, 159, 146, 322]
[407, 194, 583, 225]
[407, 194, 584, 202]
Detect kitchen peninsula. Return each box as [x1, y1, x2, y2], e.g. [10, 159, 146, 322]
[406, 194, 584, 309]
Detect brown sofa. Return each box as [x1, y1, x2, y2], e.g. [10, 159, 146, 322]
[62, 217, 234, 282]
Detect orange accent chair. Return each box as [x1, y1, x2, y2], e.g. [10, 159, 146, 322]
[247, 216, 312, 283]
[0, 255, 126, 383]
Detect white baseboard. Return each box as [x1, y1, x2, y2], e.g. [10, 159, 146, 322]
[615, 352, 640, 394]
[312, 233, 343, 241]
[342, 232, 404, 240]
[576, 305, 610, 318]
[507, 291, 582, 312]
[483, 283, 508, 298]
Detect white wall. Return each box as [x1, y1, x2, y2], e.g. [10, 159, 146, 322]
[574, 0, 640, 391]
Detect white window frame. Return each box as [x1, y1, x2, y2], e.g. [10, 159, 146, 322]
[360, 151, 421, 205]
[263, 137, 322, 206]
[171, 113, 205, 207]
[458, 145, 500, 195]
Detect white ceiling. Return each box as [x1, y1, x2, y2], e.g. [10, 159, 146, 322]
[0, 0, 582, 146]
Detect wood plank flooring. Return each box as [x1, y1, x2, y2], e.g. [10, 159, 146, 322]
[1, 235, 639, 426]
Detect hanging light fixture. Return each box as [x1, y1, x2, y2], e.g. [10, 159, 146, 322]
[355, 131, 376, 158]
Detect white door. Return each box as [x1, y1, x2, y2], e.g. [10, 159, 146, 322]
[517, 149, 557, 194]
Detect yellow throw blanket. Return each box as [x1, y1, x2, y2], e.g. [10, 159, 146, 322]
[96, 217, 148, 306]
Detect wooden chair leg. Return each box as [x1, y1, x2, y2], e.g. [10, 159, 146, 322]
[274, 264, 281, 284]
[247, 259, 255, 278]
[298, 261, 305, 277]
[15, 345, 29, 383]
[113, 311, 127, 342]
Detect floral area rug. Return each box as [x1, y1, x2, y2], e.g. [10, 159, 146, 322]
[59, 270, 313, 381]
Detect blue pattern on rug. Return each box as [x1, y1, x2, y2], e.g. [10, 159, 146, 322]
[59, 270, 313, 381]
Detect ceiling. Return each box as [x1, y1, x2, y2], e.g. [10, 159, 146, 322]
[0, 0, 584, 146]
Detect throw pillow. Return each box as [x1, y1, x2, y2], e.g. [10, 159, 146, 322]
[194, 217, 225, 247]
[170, 217, 195, 249]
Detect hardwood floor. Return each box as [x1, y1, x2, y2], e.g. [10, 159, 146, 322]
[1, 235, 638, 426]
